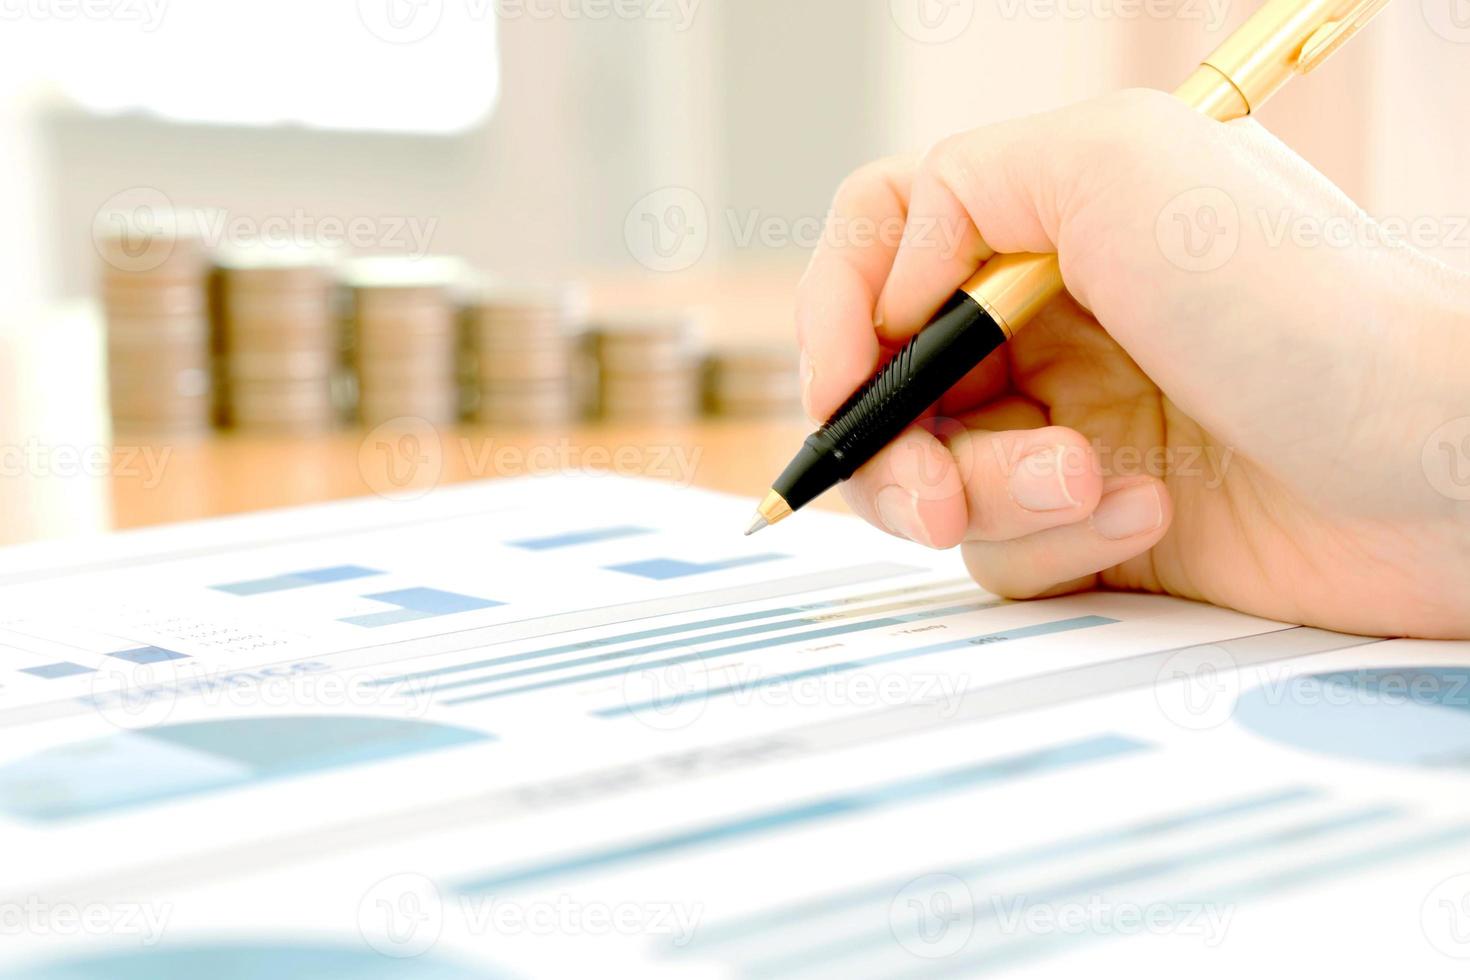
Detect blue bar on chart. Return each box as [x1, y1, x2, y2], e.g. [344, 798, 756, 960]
[366, 579, 970, 689]
[729, 804, 1402, 978]
[110, 646, 190, 665]
[684, 785, 1322, 954]
[339, 588, 504, 628]
[21, 662, 94, 680]
[596, 614, 1119, 718]
[19, 646, 190, 680]
[509, 526, 653, 551]
[211, 565, 385, 596]
[441, 600, 1001, 707]
[607, 554, 787, 581]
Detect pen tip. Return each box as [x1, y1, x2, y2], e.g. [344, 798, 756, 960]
[747, 490, 792, 536]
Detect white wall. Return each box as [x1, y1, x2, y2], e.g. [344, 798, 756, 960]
[13, 0, 1470, 309]
[0, 94, 54, 311]
[1363, 0, 1470, 271]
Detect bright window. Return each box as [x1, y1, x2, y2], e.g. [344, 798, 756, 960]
[28, 0, 499, 134]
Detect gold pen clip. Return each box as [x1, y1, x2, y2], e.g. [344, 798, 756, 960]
[1298, 0, 1393, 74]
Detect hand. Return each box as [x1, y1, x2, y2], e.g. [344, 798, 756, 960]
[796, 89, 1470, 639]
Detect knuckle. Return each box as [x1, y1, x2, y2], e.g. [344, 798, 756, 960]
[918, 134, 968, 185]
[830, 171, 871, 213]
[831, 155, 908, 215]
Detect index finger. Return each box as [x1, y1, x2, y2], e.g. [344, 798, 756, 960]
[795, 155, 915, 422]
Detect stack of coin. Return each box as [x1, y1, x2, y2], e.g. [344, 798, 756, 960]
[95, 207, 213, 438]
[706, 345, 803, 418]
[593, 311, 703, 423]
[347, 257, 464, 427]
[468, 282, 584, 427]
[218, 244, 342, 434]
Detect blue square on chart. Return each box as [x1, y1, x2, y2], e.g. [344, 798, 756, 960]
[614, 559, 706, 580]
[21, 662, 94, 680]
[363, 588, 503, 615]
[608, 555, 787, 581]
[339, 608, 436, 629]
[110, 647, 189, 665]
[510, 527, 653, 551]
[296, 565, 384, 583]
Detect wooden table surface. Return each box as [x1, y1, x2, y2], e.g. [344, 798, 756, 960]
[104, 419, 847, 534]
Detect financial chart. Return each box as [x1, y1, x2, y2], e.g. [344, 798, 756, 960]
[0, 474, 1467, 978]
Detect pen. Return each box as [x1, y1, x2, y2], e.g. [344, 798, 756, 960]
[746, 0, 1391, 536]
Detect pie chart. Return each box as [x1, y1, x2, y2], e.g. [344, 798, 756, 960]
[1234, 666, 1470, 769]
[0, 715, 491, 822]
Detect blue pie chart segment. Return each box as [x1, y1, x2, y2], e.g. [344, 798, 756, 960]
[0, 716, 491, 822]
[1234, 667, 1470, 769]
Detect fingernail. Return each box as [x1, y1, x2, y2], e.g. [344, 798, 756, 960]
[1009, 446, 1082, 513]
[1091, 483, 1164, 540]
[799, 350, 817, 421]
[876, 485, 933, 547]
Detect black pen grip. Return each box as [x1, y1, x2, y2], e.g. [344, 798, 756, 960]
[773, 290, 1009, 511]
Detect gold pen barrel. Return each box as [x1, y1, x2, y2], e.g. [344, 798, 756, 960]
[1195, 0, 1388, 112]
[1173, 64, 1252, 121]
[959, 252, 1064, 339]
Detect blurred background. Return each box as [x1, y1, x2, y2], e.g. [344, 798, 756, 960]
[0, 0, 1465, 541]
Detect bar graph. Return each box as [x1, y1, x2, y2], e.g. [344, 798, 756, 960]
[12, 643, 191, 682]
[458, 734, 1147, 892]
[19, 662, 94, 680]
[964, 819, 1470, 977]
[606, 554, 788, 580]
[683, 786, 1322, 954]
[0, 715, 491, 822]
[338, 588, 504, 628]
[211, 565, 506, 628]
[721, 804, 1403, 977]
[439, 598, 1010, 707]
[510, 526, 653, 550]
[599, 614, 1118, 719]
[211, 565, 385, 596]
[110, 646, 190, 665]
[430, 591, 990, 698]
[661, 780, 1470, 978]
[366, 579, 971, 690]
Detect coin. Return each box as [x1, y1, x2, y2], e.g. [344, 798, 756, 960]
[468, 279, 584, 428]
[344, 257, 465, 428]
[98, 208, 215, 437]
[217, 243, 343, 433]
[706, 345, 802, 418]
[592, 310, 705, 423]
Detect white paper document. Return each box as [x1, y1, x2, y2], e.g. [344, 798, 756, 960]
[0, 474, 1467, 978]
